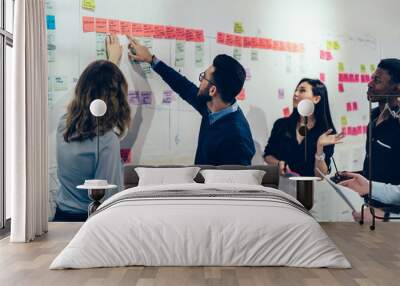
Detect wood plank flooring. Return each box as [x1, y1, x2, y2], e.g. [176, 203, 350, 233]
[0, 222, 399, 286]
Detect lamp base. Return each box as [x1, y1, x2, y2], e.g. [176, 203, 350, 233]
[87, 188, 106, 215]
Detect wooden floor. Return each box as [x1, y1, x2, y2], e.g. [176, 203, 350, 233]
[0, 222, 399, 286]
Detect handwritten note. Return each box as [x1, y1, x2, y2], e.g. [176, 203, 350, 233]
[82, 0, 95, 10]
[175, 40, 185, 67]
[234, 22, 244, 34]
[95, 18, 107, 33]
[82, 16, 95, 32]
[195, 43, 205, 67]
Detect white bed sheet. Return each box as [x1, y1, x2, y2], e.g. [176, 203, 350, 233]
[50, 183, 351, 269]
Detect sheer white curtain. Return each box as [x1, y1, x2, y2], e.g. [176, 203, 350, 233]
[7, 0, 48, 242]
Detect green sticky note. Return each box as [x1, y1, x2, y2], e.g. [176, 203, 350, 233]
[233, 48, 242, 61]
[251, 49, 258, 61]
[326, 41, 334, 50]
[195, 43, 205, 68]
[54, 76, 68, 91]
[333, 41, 340, 50]
[370, 64, 376, 73]
[234, 22, 244, 34]
[82, 0, 95, 10]
[360, 64, 367, 73]
[338, 62, 345, 72]
[340, 116, 348, 126]
[175, 40, 186, 68]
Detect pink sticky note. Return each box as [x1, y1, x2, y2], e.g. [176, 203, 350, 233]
[234, 35, 243, 47]
[283, 107, 290, 117]
[355, 74, 360, 82]
[82, 16, 95, 32]
[338, 73, 345, 82]
[95, 18, 108, 33]
[320, 73, 326, 82]
[250, 37, 258, 48]
[217, 32, 226, 44]
[352, 102, 358, 111]
[278, 88, 285, 99]
[365, 74, 371, 82]
[339, 83, 345, 91]
[320, 50, 326, 60]
[165, 26, 176, 39]
[343, 73, 349, 82]
[236, 89, 246, 101]
[243, 37, 252, 48]
[272, 41, 280, 50]
[175, 27, 186, 40]
[194, 29, 204, 42]
[349, 74, 355, 83]
[225, 34, 235, 46]
[346, 102, 353, 112]
[185, 29, 196, 42]
[258, 38, 268, 49]
[363, 125, 368, 134]
[341, 127, 347, 136]
[326, 51, 333, 61]
[143, 24, 154, 37]
[357, 126, 362, 135]
[153, 25, 166, 39]
[131, 23, 144, 37]
[120, 21, 131, 35]
[108, 19, 121, 34]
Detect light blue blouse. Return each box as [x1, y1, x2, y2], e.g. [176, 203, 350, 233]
[56, 115, 123, 214]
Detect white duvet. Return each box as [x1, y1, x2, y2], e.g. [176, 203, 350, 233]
[50, 183, 351, 269]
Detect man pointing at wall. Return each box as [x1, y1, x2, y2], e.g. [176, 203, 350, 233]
[125, 37, 255, 165]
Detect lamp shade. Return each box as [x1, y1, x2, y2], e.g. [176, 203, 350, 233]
[298, 99, 315, 117]
[90, 99, 107, 117]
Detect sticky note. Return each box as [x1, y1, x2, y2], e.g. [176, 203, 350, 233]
[95, 18, 108, 33]
[236, 89, 246, 100]
[341, 127, 347, 135]
[194, 29, 204, 42]
[234, 22, 244, 34]
[346, 102, 352, 112]
[48, 49, 55, 62]
[349, 74, 355, 82]
[195, 43, 204, 67]
[325, 51, 333, 61]
[46, 15, 56, 30]
[175, 27, 186, 40]
[352, 102, 358, 111]
[140, 91, 152, 105]
[355, 74, 360, 82]
[153, 25, 166, 39]
[108, 20, 120, 34]
[245, 68, 251, 80]
[225, 34, 234, 46]
[251, 50, 258, 61]
[278, 88, 285, 99]
[250, 37, 258, 49]
[143, 24, 154, 37]
[82, 0, 95, 10]
[338, 62, 345, 72]
[128, 91, 140, 105]
[47, 30, 56, 50]
[175, 40, 185, 67]
[185, 29, 196, 42]
[340, 116, 348, 126]
[283, 107, 290, 117]
[320, 50, 326, 60]
[217, 32, 226, 44]
[233, 48, 242, 61]
[363, 125, 368, 134]
[333, 41, 340, 50]
[82, 16, 94, 32]
[120, 149, 132, 163]
[360, 64, 367, 73]
[343, 73, 349, 82]
[370, 64, 376, 73]
[234, 35, 243, 47]
[165, 26, 176, 39]
[243, 37, 252, 48]
[338, 73, 344, 82]
[326, 41, 334, 50]
[54, 76, 68, 91]
[131, 23, 144, 37]
[282, 41, 290, 52]
[320, 73, 326, 82]
[120, 21, 131, 35]
[162, 90, 174, 104]
[338, 83, 344, 93]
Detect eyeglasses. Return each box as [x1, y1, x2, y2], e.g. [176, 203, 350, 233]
[199, 71, 216, 86]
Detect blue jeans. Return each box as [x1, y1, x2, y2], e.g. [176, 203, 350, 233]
[53, 207, 88, 222]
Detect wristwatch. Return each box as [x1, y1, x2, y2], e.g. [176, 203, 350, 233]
[315, 152, 326, 161]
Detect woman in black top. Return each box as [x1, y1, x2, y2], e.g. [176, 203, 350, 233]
[264, 78, 344, 177]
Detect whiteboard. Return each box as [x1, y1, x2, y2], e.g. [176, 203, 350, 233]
[46, 0, 400, 220]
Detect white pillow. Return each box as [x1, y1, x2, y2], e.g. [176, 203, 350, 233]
[200, 169, 266, 185]
[135, 167, 201, 186]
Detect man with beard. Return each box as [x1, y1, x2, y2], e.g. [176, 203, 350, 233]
[127, 37, 255, 165]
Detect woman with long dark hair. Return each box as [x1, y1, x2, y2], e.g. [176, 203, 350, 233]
[54, 52, 131, 221]
[264, 78, 344, 177]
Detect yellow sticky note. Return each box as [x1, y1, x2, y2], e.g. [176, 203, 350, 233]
[360, 64, 367, 73]
[82, 0, 95, 10]
[338, 62, 345, 72]
[370, 64, 376, 73]
[340, 116, 348, 126]
[234, 22, 244, 34]
[333, 41, 340, 50]
[326, 41, 334, 50]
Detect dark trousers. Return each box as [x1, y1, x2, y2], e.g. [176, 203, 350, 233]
[53, 207, 88, 222]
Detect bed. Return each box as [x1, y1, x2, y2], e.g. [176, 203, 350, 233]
[50, 165, 350, 269]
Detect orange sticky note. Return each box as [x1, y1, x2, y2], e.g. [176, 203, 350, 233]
[250, 37, 258, 48]
[143, 24, 154, 37]
[153, 25, 166, 38]
[217, 32, 226, 44]
[175, 27, 186, 40]
[338, 83, 344, 93]
[225, 34, 234, 46]
[194, 29, 204, 42]
[120, 21, 131, 35]
[234, 35, 243, 47]
[243, 37, 252, 48]
[108, 19, 120, 34]
[185, 29, 196, 42]
[82, 16, 94, 32]
[95, 18, 108, 33]
[131, 23, 144, 37]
